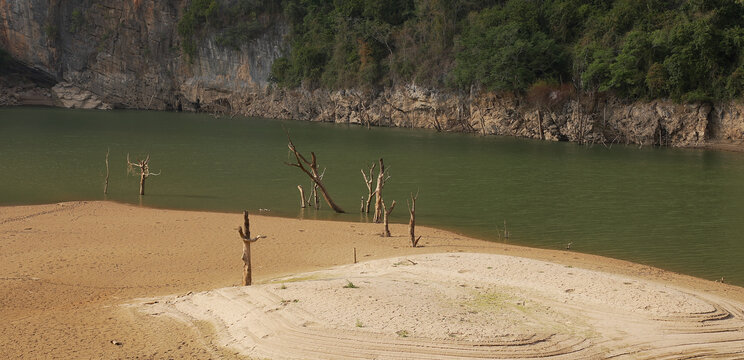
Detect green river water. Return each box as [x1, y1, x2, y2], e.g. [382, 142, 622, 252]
[1, 107, 743, 285]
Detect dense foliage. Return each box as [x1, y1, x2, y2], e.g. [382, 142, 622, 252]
[264, 0, 744, 102]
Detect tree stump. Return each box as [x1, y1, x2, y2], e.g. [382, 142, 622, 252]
[407, 192, 421, 247]
[382, 199, 396, 237]
[104, 148, 110, 195]
[297, 185, 306, 208]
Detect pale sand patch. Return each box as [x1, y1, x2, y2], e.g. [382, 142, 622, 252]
[138, 253, 744, 359]
[2, 201, 744, 358]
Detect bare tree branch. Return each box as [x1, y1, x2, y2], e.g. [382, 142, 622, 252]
[284, 129, 345, 213]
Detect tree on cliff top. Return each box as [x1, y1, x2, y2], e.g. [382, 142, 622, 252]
[268, 0, 744, 103]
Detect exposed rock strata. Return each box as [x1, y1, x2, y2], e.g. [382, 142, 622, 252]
[212, 85, 740, 148]
[51, 82, 111, 109]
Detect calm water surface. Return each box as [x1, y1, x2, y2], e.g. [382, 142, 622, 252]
[1, 107, 743, 284]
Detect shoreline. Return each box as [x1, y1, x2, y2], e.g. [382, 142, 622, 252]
[1, 201, 743, 358]
[5, 105, 744, 154]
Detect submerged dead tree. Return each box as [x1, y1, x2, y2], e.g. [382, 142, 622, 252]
[297, 185, 307, 208]
[407, 192, 421, 247]
[104, 148, 110, 195]
[127, 153, 160, 195]
[285, 132, 345, 213]
[308, 168, 325, 209]
[237, 211, 266, 286]
[360, 162, 376, 213]
[372, 158, 389, 223]
[382, 199, 396, 237]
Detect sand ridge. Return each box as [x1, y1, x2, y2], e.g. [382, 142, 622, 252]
[138, 253, 744, 359]
[2, 201, 744, 358]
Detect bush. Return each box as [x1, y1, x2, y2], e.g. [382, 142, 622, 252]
[177, 0, 218, 61]
[69, 9, 85, 34]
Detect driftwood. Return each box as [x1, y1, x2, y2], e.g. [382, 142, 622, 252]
[407, 192, 421, 247]
[104, 148, 110, 195]
[237, 211, 265, 286]
[382, 199, 396, 237]
[372, 158, 389, 222]
[360, 162, 376, 213]
[126, 153, 160, 195]
[285, 131, 344, 213]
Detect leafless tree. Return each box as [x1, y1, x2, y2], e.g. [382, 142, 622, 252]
[238, 211, 266, 286]
[127, 153, 160, 196]
[372, 158, 390, 223]
[285, 131, 345, 213]
[297, 185, 307, 208]
[382, 199, 396, 237]
[104, 148, 110, 194]
[407, 192, 421, 247]
[360, 162, 376, 213]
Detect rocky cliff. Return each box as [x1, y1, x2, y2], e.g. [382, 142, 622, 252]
[1, 0, 743, 148]
[0, 0, 286, 110]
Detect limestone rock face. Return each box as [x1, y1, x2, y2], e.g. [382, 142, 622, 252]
[0, 0, 287, 110]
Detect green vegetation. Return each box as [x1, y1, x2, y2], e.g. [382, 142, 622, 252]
[343, 280, 358, 288]
[177, 0, 280, 62]
[269, 0, 744, 102]
[44, 23, 58, 40]
[69, 9, 85, 34]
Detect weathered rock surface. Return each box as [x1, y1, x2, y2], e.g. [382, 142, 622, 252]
[1, 0, 744, 149]
[52, 82, 111, 109]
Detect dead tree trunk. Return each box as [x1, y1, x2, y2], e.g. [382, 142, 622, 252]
[285, 132, 345, 213]
[127, 154, 160, 196]
[407, 192, 421, 247]
[104, 148, 110, 195]
[360, 162, 376, 213]
[372, 158, 388, 223]
[297, 185, 306, 208]
[311, 168, 325, 209]
[237, 211, 265, 286]
[537, 110, 545, 140]
[382, 199, 396, 237]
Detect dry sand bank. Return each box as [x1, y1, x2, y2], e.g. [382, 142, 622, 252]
[1, 201, 743, 359]
[141, 253, 744, 359]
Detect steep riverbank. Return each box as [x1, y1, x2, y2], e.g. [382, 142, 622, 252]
[2, 201, 743, 358]
[3, 0, 744, 148]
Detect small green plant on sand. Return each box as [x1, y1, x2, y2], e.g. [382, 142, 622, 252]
[355, 319, 363, 327]
[343, 280, 358, 288]
[280, 283, 287, 290]
[396, 329, 409, 337]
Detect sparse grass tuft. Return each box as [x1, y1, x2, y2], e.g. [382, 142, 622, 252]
[343, 280, 358, 289]
[355, 319, 363, 327]
[396, 329, 409, 337]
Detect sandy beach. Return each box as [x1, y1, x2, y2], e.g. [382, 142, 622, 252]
[2, 201, 744, 359]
